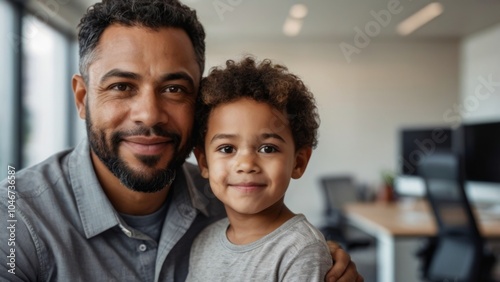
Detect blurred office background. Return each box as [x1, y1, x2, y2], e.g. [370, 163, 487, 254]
[1, 0, 500, 281]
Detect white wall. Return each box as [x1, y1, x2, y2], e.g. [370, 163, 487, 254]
[459, 23, 500, 203]
[204, 39, 460, 226]
[460, 23, 500, 123]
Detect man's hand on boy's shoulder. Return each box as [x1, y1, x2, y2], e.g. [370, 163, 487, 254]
[325, 241, 364, 282]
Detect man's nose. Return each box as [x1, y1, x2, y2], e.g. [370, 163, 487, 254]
[130, 88, 168, 127]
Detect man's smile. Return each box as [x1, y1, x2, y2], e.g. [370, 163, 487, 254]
[122, 136, 173, 156]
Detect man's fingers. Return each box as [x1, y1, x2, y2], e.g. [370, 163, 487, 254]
[332, 261, 364, 282]
[326, 241, 342, 252]
[325, 242, 349, 281]
[325, 241, 364, 282]
[331, 243, 350, 272]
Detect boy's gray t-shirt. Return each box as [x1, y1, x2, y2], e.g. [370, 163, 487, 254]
[187, 214, 332, 282]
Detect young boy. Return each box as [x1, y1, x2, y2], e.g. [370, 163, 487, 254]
[187, 56, 332, 281]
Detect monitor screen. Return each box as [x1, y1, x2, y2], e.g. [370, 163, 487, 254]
[399, 127, 453, 176]
[463, 121, 500, 183]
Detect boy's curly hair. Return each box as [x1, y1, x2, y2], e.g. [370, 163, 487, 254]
[195, 56, 320, 150]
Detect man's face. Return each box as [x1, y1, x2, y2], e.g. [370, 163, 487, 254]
[74, 25, 201, 192]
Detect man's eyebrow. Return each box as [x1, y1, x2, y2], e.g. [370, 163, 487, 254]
[99, 69, 140, 84]
[159, 72, 195, 88]
[98, 70, 195, 88]
[261, 133, 286, 143]
[210, 133, 236, 145]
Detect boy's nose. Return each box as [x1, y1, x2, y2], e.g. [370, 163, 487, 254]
[235, 151, 260, 174]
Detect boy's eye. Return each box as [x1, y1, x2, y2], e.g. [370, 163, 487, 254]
[259, 145, 278, 154]
[217, 145, 234, 154]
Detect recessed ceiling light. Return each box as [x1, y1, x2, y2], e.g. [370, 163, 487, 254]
[283, 17, 303, 37]
[289, 4, 308, 19]
[397, 2, 444, 36]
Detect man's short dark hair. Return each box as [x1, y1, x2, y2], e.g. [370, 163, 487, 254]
[77, 0, 205, 82]
[195, 56, 320, 151]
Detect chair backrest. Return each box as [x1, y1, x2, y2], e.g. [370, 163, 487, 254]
[419, 152, 483, 281]
[419, 153, 481, 238]
[319, 175, 357, 226]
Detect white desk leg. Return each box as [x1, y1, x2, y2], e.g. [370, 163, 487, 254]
[376, 234, 424, 282]
[377, 232, 395, 282]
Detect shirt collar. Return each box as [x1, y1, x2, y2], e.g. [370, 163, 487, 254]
[68, 139, 121, 239]
[180, 163, 211, 217]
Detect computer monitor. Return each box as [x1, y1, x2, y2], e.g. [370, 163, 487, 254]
[462, 121, 500, 183]
[395, 127, 453, 197]
[460, 121, 500, 204]
[399, 127, 453, 176]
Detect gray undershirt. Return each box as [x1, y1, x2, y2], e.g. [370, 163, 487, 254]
[119, 199, 169, 243]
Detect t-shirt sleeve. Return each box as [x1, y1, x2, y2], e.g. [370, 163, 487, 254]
[280, 241, 333, 282]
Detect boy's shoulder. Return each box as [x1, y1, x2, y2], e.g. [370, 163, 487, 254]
[196, 217, 228, 238]
[271, 214, 328, 249]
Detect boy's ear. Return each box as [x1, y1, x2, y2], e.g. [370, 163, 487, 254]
[292, 146, 312, 179]
[194, 147, 209, 179]
[72, 74, 88, 120]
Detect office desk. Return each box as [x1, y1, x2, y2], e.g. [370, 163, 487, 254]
[344, 200, 500, 282]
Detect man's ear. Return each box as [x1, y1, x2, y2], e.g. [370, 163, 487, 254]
[194, 147, 209, 179]
[292, 146, 312, 179]
[72, 74, 87, 120]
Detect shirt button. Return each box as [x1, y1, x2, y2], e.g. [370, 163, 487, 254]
[138, 244, 147, 252]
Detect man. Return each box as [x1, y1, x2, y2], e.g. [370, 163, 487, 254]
[0, 0, 363, 281]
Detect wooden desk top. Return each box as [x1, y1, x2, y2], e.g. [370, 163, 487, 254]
[344, 200, 500, 238]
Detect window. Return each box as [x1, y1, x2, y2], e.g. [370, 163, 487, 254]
[0, 0, 17, 179]
[22, 15, 71, 167]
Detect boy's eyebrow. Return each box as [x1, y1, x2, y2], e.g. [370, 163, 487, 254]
[261, 133, 286, 143]
[209, 133, 236, 144]
[209, 133, 286, 144]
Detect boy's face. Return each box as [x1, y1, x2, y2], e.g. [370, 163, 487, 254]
[195, 98, 312, 216]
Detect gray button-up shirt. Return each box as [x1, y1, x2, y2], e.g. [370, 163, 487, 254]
[0, 139, 225, 281]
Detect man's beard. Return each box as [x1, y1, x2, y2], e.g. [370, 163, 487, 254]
[85, 105, 192, 193]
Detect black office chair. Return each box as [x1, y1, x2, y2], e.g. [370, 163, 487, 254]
[417, 153, 496, 282]
[318, 175, 372, 250]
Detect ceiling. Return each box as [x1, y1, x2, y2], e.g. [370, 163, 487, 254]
[41, 0, 500, 41]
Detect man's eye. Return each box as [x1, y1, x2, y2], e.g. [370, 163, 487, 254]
[164, 86, 185, 93]
[217, 146, 234, 154]
[110, 83, 130, 91]
[259, 145, 278, 154]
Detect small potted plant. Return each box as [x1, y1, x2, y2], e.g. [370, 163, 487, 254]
[378, 170, 395, 202]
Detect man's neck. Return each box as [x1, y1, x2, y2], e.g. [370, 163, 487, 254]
[90, 152, 170, 215]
